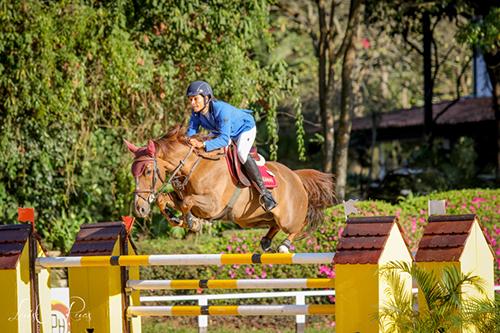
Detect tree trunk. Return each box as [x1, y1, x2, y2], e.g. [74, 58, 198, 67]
[317, 0, 335, 173]
[423, 11, 434, 139]
[333, 0, 362, 201]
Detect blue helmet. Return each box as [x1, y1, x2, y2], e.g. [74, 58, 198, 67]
[186, 81, 213, 98]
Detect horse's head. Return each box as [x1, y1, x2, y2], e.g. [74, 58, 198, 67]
[124, 125, 193, 218]
[125, 139, 166, 217]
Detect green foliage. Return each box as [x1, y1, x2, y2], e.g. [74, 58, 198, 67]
[379, 261, 499, 332]
[457, 6, 500, 54]
[0, 0, 303, 251]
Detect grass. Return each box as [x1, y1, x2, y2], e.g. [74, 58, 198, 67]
[142, 317, 335, 333]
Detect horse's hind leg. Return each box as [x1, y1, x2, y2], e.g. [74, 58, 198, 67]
[278, 232, 299, 253]
[261, 225, 280, 252]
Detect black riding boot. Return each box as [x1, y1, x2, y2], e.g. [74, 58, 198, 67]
[243, 156, 277, 211]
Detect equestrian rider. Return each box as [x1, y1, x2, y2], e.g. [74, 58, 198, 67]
[185, 80, 277, 212]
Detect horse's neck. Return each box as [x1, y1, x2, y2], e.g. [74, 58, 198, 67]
[186, 157, 230, 194]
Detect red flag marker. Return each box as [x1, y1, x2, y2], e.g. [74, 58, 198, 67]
[121, 216, 135, 233]
[18, 207, 35, 229]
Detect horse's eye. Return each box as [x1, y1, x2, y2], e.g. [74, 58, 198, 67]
[145, 169, 152, 176]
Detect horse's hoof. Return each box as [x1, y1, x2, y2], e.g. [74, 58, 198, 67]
[278, 245, 290, 253]
[260, 237, 273, 253]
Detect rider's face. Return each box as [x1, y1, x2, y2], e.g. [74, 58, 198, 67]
[189, 95, 208, 113]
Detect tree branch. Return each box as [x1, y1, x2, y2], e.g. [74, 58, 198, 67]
[433, 56, 472, 123]
[402, 28, 424, 56]
[277, 111, 322, 129]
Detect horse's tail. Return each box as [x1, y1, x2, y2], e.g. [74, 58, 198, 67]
[294, 169, 336, 236]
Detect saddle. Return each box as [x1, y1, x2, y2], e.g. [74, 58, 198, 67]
[225, 144, 277, 189]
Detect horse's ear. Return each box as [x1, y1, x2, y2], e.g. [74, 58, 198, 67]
[124, 139, 139, 154]
[147, 140, 156, 156]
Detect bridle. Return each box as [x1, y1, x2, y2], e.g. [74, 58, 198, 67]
[133, 146, 202, 206]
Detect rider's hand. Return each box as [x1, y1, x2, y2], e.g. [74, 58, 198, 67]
[189, 138, 204, 149]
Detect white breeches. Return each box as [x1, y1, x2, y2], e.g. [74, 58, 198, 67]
[235, 127, 256, 164]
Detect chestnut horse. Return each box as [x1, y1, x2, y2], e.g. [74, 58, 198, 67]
[125, 125, 336, 253]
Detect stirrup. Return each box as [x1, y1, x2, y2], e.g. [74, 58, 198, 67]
[259, 194, 277, 212]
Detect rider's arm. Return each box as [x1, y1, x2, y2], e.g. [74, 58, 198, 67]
[203, 108, 231, 151]
[186, 112, 200, 137]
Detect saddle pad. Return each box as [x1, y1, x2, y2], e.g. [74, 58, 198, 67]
[258, 164, 278, 189]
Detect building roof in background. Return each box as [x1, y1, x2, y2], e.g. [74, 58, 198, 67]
[334, 216, 410, 264]
[352, 97, 494, 131]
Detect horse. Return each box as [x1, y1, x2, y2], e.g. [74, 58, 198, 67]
[125, 125, 336, 253]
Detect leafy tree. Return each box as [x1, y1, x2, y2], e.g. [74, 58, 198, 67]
[0, 0, 302, 250]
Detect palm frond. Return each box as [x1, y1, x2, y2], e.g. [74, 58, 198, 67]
[378, 261, 495, 332]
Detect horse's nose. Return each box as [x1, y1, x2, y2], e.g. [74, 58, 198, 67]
[136, 204, 149, 217]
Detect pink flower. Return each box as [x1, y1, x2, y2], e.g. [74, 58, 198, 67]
[229, 270, 236, 279]
[411, 218, 417, 233]
[472, 197, 486, 203]
[361, 38, 370, 49]
[261, 270, 267, 279]
[245, 267, 255, 276]
[319, 265, 335, 278]
[226, 245, 233, 252]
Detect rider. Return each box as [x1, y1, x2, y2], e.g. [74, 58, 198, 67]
[185, 80, 277, 212]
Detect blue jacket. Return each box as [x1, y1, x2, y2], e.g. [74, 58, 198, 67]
[186, 100, 255, 151]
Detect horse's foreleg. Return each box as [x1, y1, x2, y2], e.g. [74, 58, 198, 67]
[260, 225, 280, 253]
[157, 193, 183, 226]
[181, 194, 218, 217]
[278, 232, 299, 253]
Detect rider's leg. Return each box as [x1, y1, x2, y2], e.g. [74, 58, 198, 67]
[237, 127, 277, 212]
[242, 156, 277, 211]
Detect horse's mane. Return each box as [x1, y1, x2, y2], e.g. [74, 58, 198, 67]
[155, 124, 188, 155]
[155, 124, 208, 157]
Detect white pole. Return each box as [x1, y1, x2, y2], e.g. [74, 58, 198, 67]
[198, 297, 208, 333]
[295, 294, 306, 333]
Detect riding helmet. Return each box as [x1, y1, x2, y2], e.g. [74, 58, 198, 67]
[186, 80, 213, 98]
